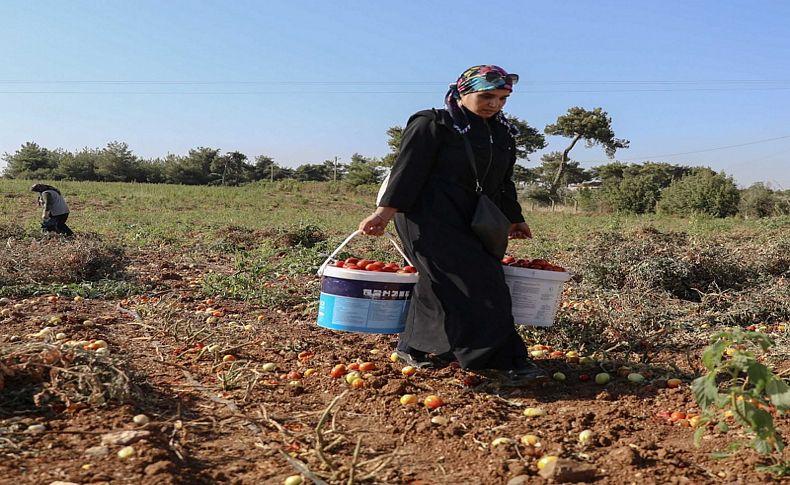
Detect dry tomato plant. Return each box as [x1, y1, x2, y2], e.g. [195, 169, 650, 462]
[0, 226, 128, 287]
[532, 227, 790, 352]
[0, 338, 133, 413]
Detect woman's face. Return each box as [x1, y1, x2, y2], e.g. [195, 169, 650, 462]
[459, 88, 511, 119]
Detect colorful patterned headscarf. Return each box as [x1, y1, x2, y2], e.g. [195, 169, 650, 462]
[445, 65, 520, 137]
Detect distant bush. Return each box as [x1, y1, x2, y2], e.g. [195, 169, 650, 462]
[275, 179, 301, 192]
[352, 183, 380, 196]
[571, 187, 603, 212]
[522, 186, 553, 205]
[656, 169, 740, 217]
[601, 173, 661, 214]
[739, 183, 781, 218]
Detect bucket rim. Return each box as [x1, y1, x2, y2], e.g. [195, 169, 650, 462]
[501, 264, 572, 282]
[322, 264, 419, 283]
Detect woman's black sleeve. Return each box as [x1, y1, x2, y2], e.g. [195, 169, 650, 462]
[500, 138, 526, 223]
[377, 114, 441, 211]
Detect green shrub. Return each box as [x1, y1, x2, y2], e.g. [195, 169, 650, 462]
[601, 173, 661, 213]
[275, 179, 300, 192]
[571, 187, 603, 212]
[656, 169, 740, 217]
[522, 186, 553, 205]
[739, 183, 780, 218]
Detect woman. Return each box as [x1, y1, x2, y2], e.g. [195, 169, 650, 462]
[358, 65, 546, 386]
[31, 184, 74, 237]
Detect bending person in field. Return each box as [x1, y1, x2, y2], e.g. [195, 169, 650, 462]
[358, 65, 546, 386]
[31, 184, 74, 237]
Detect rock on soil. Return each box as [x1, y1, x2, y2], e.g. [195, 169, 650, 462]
[538, 458, 598, 482]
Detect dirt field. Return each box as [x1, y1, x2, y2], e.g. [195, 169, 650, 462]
[2, 246, 789, 485]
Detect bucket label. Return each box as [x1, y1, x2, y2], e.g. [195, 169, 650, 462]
[318, 294, 410, 333]
[321, 276, 412, 300]
[317, 275, 415, 334]
[505, 276, 564, 327]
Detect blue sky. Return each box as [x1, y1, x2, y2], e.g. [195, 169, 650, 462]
[1, 1, 789, 188]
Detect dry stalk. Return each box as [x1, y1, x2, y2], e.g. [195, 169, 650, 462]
[258, 405, 291, 436]
[115, 303, 142, 321]
[219, 337, 268, 356]
[347, 436, 363, 485]
[180, 370, 261, 434]
[278, 449, 329, 485]
[399, 420, 418, 446]
[168, 419, 187, 461]
[358, 455, 396, 482]
[314, 390, 348, 473]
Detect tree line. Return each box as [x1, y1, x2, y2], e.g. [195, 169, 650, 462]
[0, 107, 623, 188]
[3, 107, 787, 217]
[0, 141, 381, 187]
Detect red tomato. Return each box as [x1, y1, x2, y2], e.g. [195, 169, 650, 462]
[402, 266, 417, 273]
[423, 395, 444, 410]
[335, 260, 345, 267]
[345, 257, 360, 265]
[359, 362, 376, 372]
[365, 262, 385, 272]
[670, 411, 686, 421]
[286, 371, 302, 380]
[329, 364, 346, 379]
[461, 375, 480, 386]
[297, 351, 314, 362]
[345, 264, 361, 270]
[357, 259, 373, 269]
[347, 362, 360, 371]
[501, 256, 516, 265]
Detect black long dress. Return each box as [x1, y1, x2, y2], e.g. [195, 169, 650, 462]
[378, 107, 529, 371]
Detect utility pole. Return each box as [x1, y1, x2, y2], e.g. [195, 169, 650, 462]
[333, 156, 338, 182]
[270, 163, 275, 183]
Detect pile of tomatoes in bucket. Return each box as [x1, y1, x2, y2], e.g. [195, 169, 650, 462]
[333, 257, 417, 274]
[501, 255, 566, 272]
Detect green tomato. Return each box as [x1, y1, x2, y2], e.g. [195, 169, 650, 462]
[627, 373, 645, 383]
[595, 372, 611, 385]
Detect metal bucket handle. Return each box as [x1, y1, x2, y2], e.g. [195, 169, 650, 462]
[317, 229, 415, 276]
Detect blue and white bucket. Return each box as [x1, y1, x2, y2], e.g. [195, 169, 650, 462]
[316, 230, 418, 334]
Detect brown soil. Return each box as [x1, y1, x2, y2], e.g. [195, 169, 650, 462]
[1, 250, 788, 485]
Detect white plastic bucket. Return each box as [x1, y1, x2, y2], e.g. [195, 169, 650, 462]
[502, 265, 571, 327]
[316, 231, 418, 334]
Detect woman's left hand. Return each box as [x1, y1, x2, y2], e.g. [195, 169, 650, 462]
[508, 222, 532, 239]
[359, 213, 389, 236]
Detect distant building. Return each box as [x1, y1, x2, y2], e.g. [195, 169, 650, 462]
[567, 181, 603, 191]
